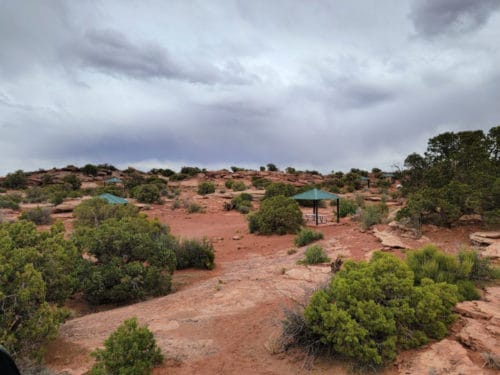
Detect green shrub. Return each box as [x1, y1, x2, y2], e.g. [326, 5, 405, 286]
[337, 199, 358, 218]
[225, 179, 234, 189]
[180, 166, 202, 176]
[2, 170, 27, 189]
[359, 204, 385, 230]
[267, 163, 278, 172]
[0, 220, 78, 360]
[74, 216, 176, 304]
[131, 184, 161, 204]
[251, 177, 270, 189]
[231, 180, 246, 191]
[73, 198, 139, 228]
[264, 182, 296, 199]
[175, 238, 215, 270]
[248, 196, 303, 235]
[406, 246, 497, 301]
[171, 199, 182, 210]
[40, 174, 54, 186]
[300, 245, 330, 264]
[231, 193, 253, 214]
[294, 228, 324, 247]
[90, 317, 163, 375]
[197, 181, 215, 195]
[62, 174, 81, 190]
[81, 164, 98, 176]
[24, 187, 50, 203]
[0, 194, 21, 209]
[186, 202, 205, 214]
[302, 252, 459, 368]
[20, 207, 52, 225]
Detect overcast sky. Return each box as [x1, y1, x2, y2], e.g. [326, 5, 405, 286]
[1, 0, 499, 175]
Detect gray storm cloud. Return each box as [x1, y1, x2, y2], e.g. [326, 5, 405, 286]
[0, 0, 499, 175]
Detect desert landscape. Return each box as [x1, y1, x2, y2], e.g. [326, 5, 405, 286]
[1, 159, 498, 374]
[2, 2, 500, 374]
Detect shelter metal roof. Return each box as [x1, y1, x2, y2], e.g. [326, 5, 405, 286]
[106, 177, 123, 183]
[292, 188, 340, 201]
[98, 193, 128, 204]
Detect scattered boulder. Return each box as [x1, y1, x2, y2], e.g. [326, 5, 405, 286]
[372, 228, 408, 249]
[470, 232, 500, 246]
[482, 242, 500, 260]
[399, 339, 483, 375]
[457, 318, 499, 356]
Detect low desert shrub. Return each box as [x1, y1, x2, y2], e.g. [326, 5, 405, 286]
[301, 252, 459, 368]
[131, 184, 161, 204]
[406, 246, 498, 301]
[175, 238, 215, 270]
[0, 194, 21, 209]
[359, 204, 386, 230]
[24, 187, 50, 203]
[248, 196, 303, 235]
[2, 170, 27, 189]
[264, 182, 296, 199]
[294, 228, 324, 247]
[225, 179, 234, 189]
[62, 174, 81, 190]
[73, 198, 139, 228]
[90, 317, 163, 375]
[185, 202, 205, 214]
[20, 207, 52, 225]
[231, 193, 253, 214]
[231, 180, 246, 191]
[197, 181, 215, 195]
[300, 245, 330, 265]
[337, 199, 358, 218]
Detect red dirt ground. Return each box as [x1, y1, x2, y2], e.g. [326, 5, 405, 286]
[43, 197, 495, 374]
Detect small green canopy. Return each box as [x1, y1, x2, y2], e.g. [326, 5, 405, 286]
[105, 177, 123, 184]
[98, 193, 128, 204]
[292, 188, 339, 201]
[292, 188, 340, 224]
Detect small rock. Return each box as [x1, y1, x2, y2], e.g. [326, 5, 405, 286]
[482, 242, 500, 259]
[470, 231, 500, 245]
[372, 228, 408, 249]
[453, 304, 493, 320]
[232, 235, 241, 240]
[457, 318, 499, 356]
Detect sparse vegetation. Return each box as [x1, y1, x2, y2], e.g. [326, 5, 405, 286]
[90, 317, 163, 375]
[359, 203, 387, 230]
[186, 201, 205, 214]
[197, 181, 215, 195]
[20, 206, 52, 225]
[2, 169, 28, 189]
[0, 193, 22, 209]
[299, 245, 330, 264]
[336, 198, 358, 218]
[175, 238, 215, 270]
[294, 228, 324, 247]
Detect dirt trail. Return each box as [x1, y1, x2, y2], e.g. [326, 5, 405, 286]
[46, 209, 382, 374]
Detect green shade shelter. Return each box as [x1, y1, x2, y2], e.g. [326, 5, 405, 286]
[98, 193, 128, 205]
[292, 188, 340, 225]
[105, 177, 123, 184]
